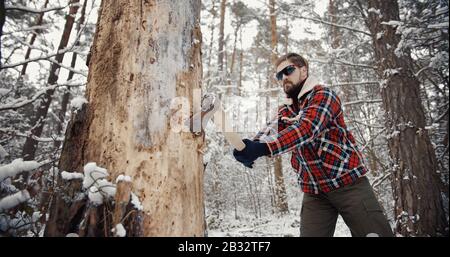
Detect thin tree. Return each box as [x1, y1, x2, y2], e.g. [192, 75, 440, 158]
[22, 0, 81, 161]
[269, 0, 288, 214]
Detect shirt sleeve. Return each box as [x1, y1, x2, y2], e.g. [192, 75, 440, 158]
[265, 88, 342, 156]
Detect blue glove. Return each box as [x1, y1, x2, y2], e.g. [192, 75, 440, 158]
[233, 139, 270, 168]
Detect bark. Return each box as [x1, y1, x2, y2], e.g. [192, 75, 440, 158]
[238, 47, 243, 95]
[45, 0, 204, 236]
[205, 0, 217, 89]
[269, 0, 278, 66]
[218, 0, 226, 72]
[54, 0, 88, 151]
[269, 0, 288, 214]
[21, 0, 49, 76]
[366, 0, 447, 237]
[22, 0, 80, 161]
[0, 0, 5, 68]
[283, 17, 288, 54]
[229, 23, 241, 76]
[273, 157, 288, 214]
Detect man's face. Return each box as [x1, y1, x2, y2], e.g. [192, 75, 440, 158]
[276, 60, 307, 95]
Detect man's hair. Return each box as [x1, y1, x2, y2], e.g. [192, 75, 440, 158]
[275, 53, 308, 74]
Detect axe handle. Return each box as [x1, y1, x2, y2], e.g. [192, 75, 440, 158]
[217, 106, 246, 151]
[224, 131, 246, 151]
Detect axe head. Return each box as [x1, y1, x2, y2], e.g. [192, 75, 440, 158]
[185, 93, 220, 135]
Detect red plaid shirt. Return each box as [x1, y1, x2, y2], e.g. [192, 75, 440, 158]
[254, 85, 367, 194]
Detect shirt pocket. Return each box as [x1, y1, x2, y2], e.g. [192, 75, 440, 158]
[317, 139, 350, 177]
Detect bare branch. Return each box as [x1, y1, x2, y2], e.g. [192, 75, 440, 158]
[343, 99, 383, 106]
[4, 4, 68, 14]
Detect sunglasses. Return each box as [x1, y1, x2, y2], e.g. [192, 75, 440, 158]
[275, 65, 297, 81]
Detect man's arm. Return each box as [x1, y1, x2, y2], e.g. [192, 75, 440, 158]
[253, 106, 289, 142]
[265, 87, 342, 156]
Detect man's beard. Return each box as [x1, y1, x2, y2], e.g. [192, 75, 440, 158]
[284, 80, 304, 99]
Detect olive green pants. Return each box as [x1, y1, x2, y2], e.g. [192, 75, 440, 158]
[300, 176, 394, 237]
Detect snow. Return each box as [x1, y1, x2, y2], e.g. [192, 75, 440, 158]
[0, 190, 31, 212]
[116, 174, 131, 183]
[70, 95, 88, 110]
[96, 179, 116, 198]
[383, 68, 400, 77]
[427, 22, 449, 29]
[131, 192, 143, 211]
[0, 145, 9, 158]
[381, 20, 402, 27]
[0, 158, 40, 180]
[82, 162, 109, 189]
[61, 171, 84, 181]
[0, 88, 10, 96]
[207, 212, 351, 237]
[113, 223, 126, 237]
[88, 186, 103, 205]
[82, 163, 116, 205]
[376, 32, 383, 40]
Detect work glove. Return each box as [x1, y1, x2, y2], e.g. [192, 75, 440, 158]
[233, 139, 270, 168]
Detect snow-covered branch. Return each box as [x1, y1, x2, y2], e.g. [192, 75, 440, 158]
[0, 128, 64, 142]
[0, 85, 57, 111]
[343, 99, 383, 106]
[0, 159, 41, 181]
[347, 119, 385, 129]
[331, 81, 380, 87]
[312, 58, 376, 70]
[0, 190, 31, 212]
[271, 1, 372, 36]
[1, 16, 90, 70]
[2, 25, 52, 36]
[4, 4, 68, 14]
[47, 58, 88, 77]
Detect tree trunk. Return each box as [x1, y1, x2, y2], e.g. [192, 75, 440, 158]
[229, 23, 240, 76]
[0, 0, 6, 68]
[21, 0, 49, 76]
[269, 0, 288, 214]
[274, 157, 288, 214]
[22, 0, 80, 161]
[269, 0, 278, 66]
[45, 0, 204, 236]
[218, 0, 226, 72]
[54, 0, 88, 151]
[366, 0, 447, 237]
[283, 17, 288, 54]
[205, 0, 217, 89]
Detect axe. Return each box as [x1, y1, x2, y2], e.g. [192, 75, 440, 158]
[186, 93, 246, 151]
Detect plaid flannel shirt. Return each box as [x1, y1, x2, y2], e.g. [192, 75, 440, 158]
[254, 84, 367, 194]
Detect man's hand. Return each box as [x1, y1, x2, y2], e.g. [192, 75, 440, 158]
[233, 139, 270, 168]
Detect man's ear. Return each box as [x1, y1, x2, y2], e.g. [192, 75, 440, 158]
[300, 66, 307, 73]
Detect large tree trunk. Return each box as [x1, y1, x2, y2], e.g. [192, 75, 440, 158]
[45, 0, 204, 236]
[22, 0, 80, 161]
[366, 0, 447, 237]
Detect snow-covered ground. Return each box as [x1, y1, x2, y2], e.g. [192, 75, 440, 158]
[207, 212, 351, 237]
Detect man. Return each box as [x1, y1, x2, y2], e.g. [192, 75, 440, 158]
[233, 53, 393, 237]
